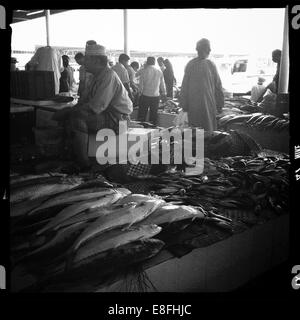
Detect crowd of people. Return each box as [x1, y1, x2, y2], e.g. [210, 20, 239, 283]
[11, 39, 282, 169]
[71, 49, 179, 126]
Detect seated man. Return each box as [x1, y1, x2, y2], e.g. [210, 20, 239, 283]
[66, 41, 133, 168]
[250, 76, 266, 103]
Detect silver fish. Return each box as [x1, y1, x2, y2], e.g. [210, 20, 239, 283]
[136, 204, 204, 226]
[10, 177, 82, 204]
[18, 221, 87, 263]
[28, 188, 130, 216]
[72, 224, 162, 264]
[116, 194, 163, 205]
[36, 190, 128, 235]
[10, 173, 65, 186]
[54, 208, 105, 230]
[10, 195, 50, 218]
[72, 199, 165, 251]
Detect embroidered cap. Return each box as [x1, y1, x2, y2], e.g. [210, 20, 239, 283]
[85, 41, 106, 56]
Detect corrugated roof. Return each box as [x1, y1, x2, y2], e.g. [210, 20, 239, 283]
[12, 10, 68, 24]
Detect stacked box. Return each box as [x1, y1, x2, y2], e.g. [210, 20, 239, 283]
[10, 71, 55, 100]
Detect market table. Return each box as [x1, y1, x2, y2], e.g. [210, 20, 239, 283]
[96, 213, 289, 292]
[10, 98, 76, 128]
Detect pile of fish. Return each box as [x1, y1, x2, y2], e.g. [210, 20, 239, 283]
[150, 127, 261, 162]
[148, 154, 289, 216]
[11, 174, 228, 292]
[218, 113, 289, 132]
[203, 130, 261, 159]
[159, 99, 181, 114]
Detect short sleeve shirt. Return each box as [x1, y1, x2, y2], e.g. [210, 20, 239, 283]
[112, 63, 130, 85]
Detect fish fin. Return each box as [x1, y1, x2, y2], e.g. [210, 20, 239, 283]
[47, 171, 55, 177]
[121, 223, 132, 231]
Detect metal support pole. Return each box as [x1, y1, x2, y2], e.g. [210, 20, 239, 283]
[275, 6, 289, 116]
[278, 6, 289, 93]
[45, 10, 50, 46]
[123, 9, 129, 55]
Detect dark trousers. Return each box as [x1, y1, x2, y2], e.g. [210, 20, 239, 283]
[137, 95, 160, 125]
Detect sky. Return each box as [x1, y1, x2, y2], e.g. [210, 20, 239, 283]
[10, 8, 285, 56]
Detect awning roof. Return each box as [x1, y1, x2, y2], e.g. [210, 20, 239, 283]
[12, 10, 68, 24]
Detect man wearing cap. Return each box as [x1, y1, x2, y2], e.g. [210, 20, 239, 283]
[179, 38, 224, 131]
[68, 41, 133, 168]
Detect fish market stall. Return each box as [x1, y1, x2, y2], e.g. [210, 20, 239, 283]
[8, 7, 291, 293]
[10, 145, 289, 292]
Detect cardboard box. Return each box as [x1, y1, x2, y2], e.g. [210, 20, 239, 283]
[88, 128, 157, 164]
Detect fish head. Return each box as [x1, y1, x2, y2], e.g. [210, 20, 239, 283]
[140, 224, 162, 236]
[154, 204, 201, 221]
[115, 188, 132, 197]
[121, 193, 163, 205]
[134, 199, 166, 217]
[111, 201, 138, 212]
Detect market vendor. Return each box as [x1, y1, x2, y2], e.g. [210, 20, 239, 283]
[257, 49, 282, 103]
[59, 41, 133, 168]
[179, 38, 224, 131]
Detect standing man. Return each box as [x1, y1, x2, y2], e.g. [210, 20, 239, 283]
[138, 56, 167, 125]
[179, 38, 224, 131]
[157, 57, 165, 72]
[59, 55, 75, 93]
[74, 51, 93, 99]
[112, 53, 134, 101]
[67, 42, 133, 168]
[271, 49, 281, 94]
[127, 61, 140, 107]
